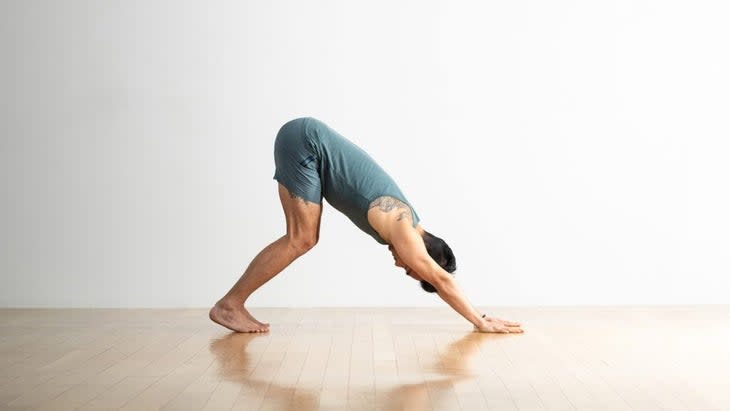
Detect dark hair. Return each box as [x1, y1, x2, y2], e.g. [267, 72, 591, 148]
[420, 231, 456, 293]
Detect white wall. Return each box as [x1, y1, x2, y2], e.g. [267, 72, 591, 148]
[2, 0, 728, 308]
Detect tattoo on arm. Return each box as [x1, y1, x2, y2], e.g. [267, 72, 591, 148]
[288, 191, 316, 207]
[369, 196, 413, 223]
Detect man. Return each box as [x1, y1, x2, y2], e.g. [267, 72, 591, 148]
[209, 117, 523, 334]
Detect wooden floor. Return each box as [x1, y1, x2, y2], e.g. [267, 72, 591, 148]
[1, 306, 728, 411]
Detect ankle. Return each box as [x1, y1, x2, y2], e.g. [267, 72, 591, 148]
[218, 296, 247, 309]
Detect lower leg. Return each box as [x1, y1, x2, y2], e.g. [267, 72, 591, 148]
[210, 235, 306, 332]
[222, 234, 305, 303]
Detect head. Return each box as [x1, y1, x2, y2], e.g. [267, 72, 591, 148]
[388, 230, 456, 293]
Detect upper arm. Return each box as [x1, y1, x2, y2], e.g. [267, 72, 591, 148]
[390, 226, 448, 284]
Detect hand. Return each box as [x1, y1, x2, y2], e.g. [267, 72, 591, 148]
[474, 317, 524, 333]
[482, 316, 521, 327]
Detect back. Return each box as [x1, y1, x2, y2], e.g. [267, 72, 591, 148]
[301, 117, 420, 244]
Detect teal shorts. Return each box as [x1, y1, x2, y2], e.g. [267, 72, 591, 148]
[272, 118, 323, 204]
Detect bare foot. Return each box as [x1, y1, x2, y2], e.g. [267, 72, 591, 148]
[241, 306, 269, 327]
[209, 301, 270, 333]
[216, 297, 269, 327]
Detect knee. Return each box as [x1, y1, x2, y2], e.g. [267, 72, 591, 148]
[288, 233, 318, 254]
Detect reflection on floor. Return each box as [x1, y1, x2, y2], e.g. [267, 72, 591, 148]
[1, 306, 728, 410]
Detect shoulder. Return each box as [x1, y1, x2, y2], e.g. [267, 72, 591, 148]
[368, 196, 413, 222]
[367, 196, 416, 242]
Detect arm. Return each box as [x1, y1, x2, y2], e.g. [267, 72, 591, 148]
[390, 226, 513, 332]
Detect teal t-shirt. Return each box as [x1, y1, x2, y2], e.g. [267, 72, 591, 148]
[302, 117, 420, 244]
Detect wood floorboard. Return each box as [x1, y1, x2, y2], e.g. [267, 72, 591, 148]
[0, 306, 728, 410]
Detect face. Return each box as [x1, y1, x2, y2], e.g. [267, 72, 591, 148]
[388, 244, 422, 281]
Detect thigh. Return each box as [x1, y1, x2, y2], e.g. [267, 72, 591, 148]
[278, 183, 323, 241]
[272, 120, 322, 204]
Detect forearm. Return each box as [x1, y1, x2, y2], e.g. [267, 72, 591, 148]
[434, 276, 484, 327]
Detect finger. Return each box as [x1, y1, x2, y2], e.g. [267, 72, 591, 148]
[486, 317, 520, 326]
